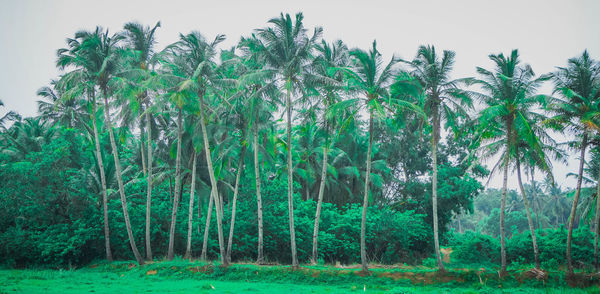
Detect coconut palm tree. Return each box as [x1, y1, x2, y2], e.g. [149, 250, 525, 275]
[0, 100, 20, 131]
[340, 41, 422, 271]
[305, 39, 349, 264]
[237, 35, 279, 262]
[549, 50, 600, 274]
[55, 28, 147, 263]
[165, 31, 233, 264]
[255, 12, 322, 267]
[400, 45, 471, 271]
[122, 21, 161, 261]
[514, 124, 559, 269]
[467, 49, 550, 275]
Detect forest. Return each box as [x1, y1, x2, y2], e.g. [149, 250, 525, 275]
[1, 11, 599, 292]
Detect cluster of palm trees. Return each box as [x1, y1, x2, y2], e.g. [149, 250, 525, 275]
[13, 12, 599, 275]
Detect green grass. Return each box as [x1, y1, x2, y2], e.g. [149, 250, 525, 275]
[1, 261, 598, 293]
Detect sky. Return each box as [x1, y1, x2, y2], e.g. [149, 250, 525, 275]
[0, 0, 599, 189]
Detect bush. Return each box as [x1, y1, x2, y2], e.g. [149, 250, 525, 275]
[448, 228, 594, 269]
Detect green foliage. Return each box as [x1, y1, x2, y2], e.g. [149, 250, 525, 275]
[447, 228, 594, 268]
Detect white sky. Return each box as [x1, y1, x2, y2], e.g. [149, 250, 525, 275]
[1, 0, 599, 189]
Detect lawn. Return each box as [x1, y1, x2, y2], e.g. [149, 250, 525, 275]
[1, 261, 598, 293]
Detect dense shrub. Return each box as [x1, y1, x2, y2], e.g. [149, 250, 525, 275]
[0, 131, 430, 267]
[448, 228, 594, 269]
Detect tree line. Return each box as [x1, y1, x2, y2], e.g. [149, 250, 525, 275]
[1, 12, 599, 277]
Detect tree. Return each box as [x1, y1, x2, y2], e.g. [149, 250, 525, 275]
[341, 41, 421, 271]
[166, 31, 232, 264]
[56, 28, 141, 263]
[550, 50, 600, 274]
[255, 12, 322, 267]
[467, 49, 549, 275]
[401, 45, 471, 271]
[306, 39, 349, 264]
[0, 100, 20, 131]
[122, 21, 161, 261]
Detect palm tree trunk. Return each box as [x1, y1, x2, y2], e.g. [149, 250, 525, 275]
[595, 151, 600, 270]
[431, 109, 445, 272]
[530, 171, 541, 229]
[226, 145, 246, 263]
[167, 108, 183, 260]
[567, 132, 588, 275]
[361, 110, 374, 272]
[185, 151, 197, 260]
[254, 119, 265, 263]
[516, 155, 540, 269]
[101, 89, 144, 265]
[201, 190, 214, 261]
[311, 113, 329, 265]
[91, 93, 112, 261]
[285, 82, 298, 268]
[140, 125, 147, 178]
[199, 95, 227, 265]
[145, 110, 153, 261]
[500, 147, 509, 276]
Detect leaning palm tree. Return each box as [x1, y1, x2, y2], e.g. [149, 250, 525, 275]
[59, 27, 144, 265]
[255, 12, 322, 267]
[55, 28, 138, 263]
[164, 31, 232, 264]
[401, 45, 472, 271]
[467, 49, 550, 275]
[549, 50, 600, 274]
[514, 120, 561, 270]
[306, 39, 349, 264]
[341, 41, 422, 272]
[122, 21, 161, 261]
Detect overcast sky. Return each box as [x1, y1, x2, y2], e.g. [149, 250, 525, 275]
[1, 0, 599, 189]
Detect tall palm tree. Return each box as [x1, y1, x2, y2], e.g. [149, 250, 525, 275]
[341, 41, 421, 271]
[550, 50, 600, 274]
[56, 28, 143, 263]
[255, 12, 322, 267]
[401, 45, 471, 271]
[166, 31, 232, 264]
[166, 91, 184, 261]
[122, 21, 161, 261]
[238, 36, 279, 263]
[306, 39, 349, 264]
[467, 49, 549, 275]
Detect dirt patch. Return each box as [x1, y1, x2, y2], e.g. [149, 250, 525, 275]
[565, 272, 600, 288]
[379, 270, 463, 285]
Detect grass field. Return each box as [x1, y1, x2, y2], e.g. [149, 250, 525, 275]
[1, 261, 598, 293]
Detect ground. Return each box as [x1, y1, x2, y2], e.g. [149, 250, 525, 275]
[0, 261, 598, 293]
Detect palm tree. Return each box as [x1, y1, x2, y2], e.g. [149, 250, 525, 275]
[550, 50, 600, 274]
[306, 39, 349, 264]
[0, 100, 20, 131]
[514, 127, 558, 270]
[401, 45, 471, 271]
[237, 36, 279, 263]
[255, 12, 322, 267]
[166, 31, 232, 264]
[341, 41, 421, 271]
[467, 49, 549, 275]
[122, 21, 161, 261]
[166, 91, 184, 261]
[56, 28, 135, 263]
